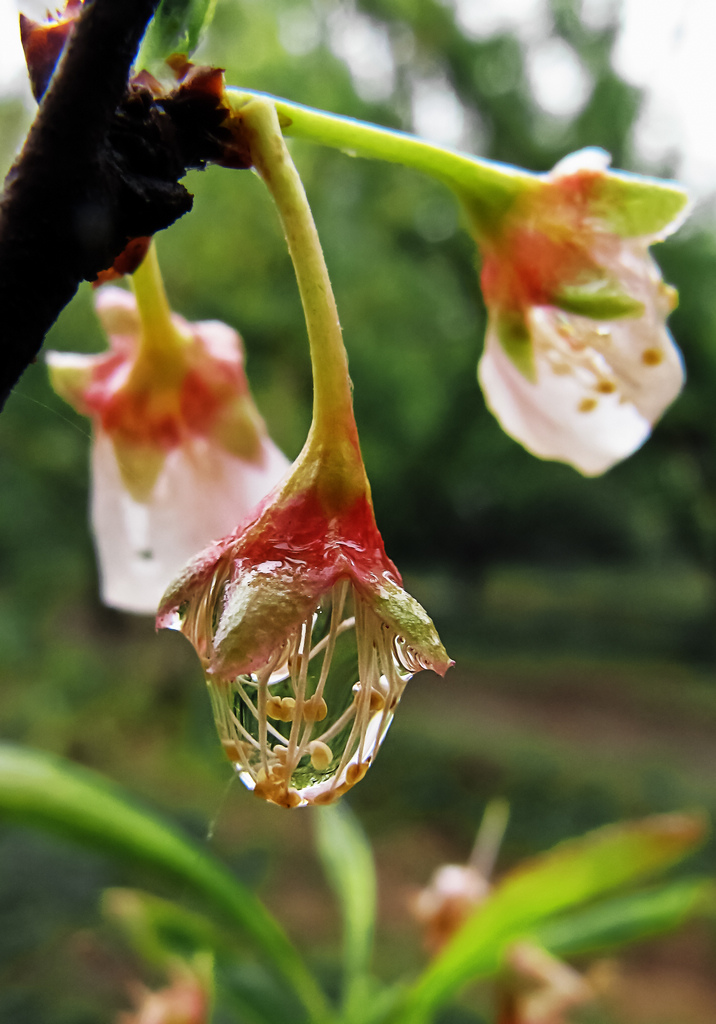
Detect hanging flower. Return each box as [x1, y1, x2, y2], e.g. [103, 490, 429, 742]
[157, 95, 452, 807]
[47, 244, 288, 613]
[157, 416, 452, 808]
[465, 148, 689, 474]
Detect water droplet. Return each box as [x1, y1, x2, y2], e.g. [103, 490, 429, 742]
[207, 581, 412, 807]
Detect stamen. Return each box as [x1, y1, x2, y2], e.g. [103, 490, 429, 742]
[207, 581, 419, 807]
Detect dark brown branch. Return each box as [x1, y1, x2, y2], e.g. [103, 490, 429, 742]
[0, 0, 162, 407]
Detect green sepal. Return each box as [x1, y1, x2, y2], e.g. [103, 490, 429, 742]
[592, 173, 689, 238]
[365, 575, 452, 677]
[554, 278, 645, 320]
[494, 310, 536, 382]
[139, 0, 218, 65]
[46, 353, 95, 413]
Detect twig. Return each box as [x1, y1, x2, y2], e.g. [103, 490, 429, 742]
[0, 0, 162, 408]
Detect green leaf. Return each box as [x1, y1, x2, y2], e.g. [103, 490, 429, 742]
[494, 310, 536, 382]
[554, 279, 645, 320]
[314, 802, 377, 1018]
[593, 174, 689, 238]
[0, 744, 332, 1024]
[139, 0, 217, 65]
[104, 888, 229, 969]
[533, 877, 716, 958]
[105, 889, 304, 1024]
[398, 813, 707, 1023]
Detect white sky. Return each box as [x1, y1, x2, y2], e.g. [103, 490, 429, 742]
[2, 0, 716, 198]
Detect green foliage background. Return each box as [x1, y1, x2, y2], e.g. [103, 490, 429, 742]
[2, 0, 716, 1020]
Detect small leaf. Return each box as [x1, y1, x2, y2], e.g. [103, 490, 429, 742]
[554, 279, 645, 320]
[139, 0, 218, 65]
[105, 889, 305, 1024]
[103, 888, 228, 969]
[593, 174, 689, 238]
[0, 744, 330, 1023]
[533, 877, 716, 958]
[399, 813, 707, 1023]
[494, 310, 536, 382]
[314, 802, 377, 1016]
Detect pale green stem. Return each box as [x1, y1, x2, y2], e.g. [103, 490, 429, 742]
[129, 240, 189, 367]
[226, 89, 536, 233]
[239, 96, 356, 446]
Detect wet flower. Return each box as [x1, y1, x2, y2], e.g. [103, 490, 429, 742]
[47, 244, 288, 613]
[157, 95, 452, 807]
[157, 433, 452, 807]
[469, 148, 688, 475]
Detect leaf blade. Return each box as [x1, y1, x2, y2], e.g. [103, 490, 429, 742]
[399, 813, 707, 1023]
[0, 744, 331, 1023]
[314, 801, 377, 1016]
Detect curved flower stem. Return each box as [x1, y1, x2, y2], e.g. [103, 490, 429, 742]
[226, 88, 534, 231]
[239, 96, 359, 457]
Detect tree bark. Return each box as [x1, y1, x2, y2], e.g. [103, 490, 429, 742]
[0, 0, 161, 408]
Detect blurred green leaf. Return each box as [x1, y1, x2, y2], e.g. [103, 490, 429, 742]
[105, 889, 301, 1024]
[399, 813, 707, 1022]
[0, 744, 332, 1024]
[103, 887, 226, 969]
[314, 801, 377, 1017]
[139, 0, 217, 65]
[533, 876, 716, 958]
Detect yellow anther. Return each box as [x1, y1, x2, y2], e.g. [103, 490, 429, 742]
[273, 744, 289, 761]
[369, 688, 386, 712]
[642, 347, 664, 366]
[221, 739, 244, 764]
[596, 380, 617, 394]
[578, 397, 598, 413]
[267, 695, 296, 721]
[345, 762, 369, 787]
[309, 740, 333, 771]
[313, 789, 340, 806]
[303, 695, 328, 722]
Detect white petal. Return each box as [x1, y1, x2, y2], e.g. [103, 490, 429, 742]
[479, 322, 651, 475]
[94, 286, 141, 336]
[194, 319, 246, 366]
[91, 431, 289, 614]
[550, 147, 611, 178]
[584, 239, 685, 420]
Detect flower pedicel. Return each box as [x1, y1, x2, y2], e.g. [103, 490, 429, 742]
[158, 97, 452, 807]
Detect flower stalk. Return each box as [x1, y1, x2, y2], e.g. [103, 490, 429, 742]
[129, 239, 190, 380]
[238, 95, 362, 497]
[159, 95, 452, 808]
[226, 88, 530, 232]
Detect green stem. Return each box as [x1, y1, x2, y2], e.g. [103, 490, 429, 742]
[130, 240, 188, 371]
[226, 89, 535, 230]
[239, 96, 356, 449]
